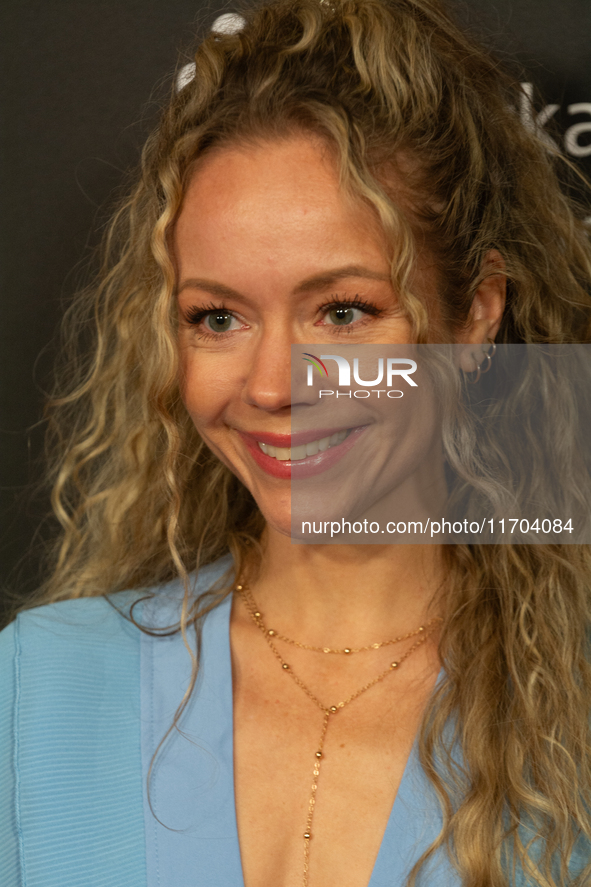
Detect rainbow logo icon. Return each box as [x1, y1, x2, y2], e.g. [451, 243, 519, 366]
[302, 353, 328, 377]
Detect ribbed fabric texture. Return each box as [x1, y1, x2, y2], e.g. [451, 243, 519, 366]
[0, 594, 147, 887]
[0, 620, 21, 885]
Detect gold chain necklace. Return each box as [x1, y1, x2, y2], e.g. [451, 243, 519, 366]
[236, 583, 443, 887]
[239, 583, 432, 654]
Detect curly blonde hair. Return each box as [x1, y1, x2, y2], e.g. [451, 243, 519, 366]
[19, 0, 591, 884]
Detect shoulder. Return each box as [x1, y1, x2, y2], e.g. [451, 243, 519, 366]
[0, 554, 233, 674]
[139, 554, 234, 629]
[0, 593, 143, 693]
[0, 557, 232, 886]
[0, 554, 233, 716]
[0, 592, 146, 763]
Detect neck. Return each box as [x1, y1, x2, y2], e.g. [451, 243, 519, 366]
[245, 528, 445, 648]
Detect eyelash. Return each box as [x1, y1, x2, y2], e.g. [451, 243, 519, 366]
[181, 302, 242, 342]
[315, 296, 383, 332]
[182, 295, 384, 338]
[184, 302, 231, 325]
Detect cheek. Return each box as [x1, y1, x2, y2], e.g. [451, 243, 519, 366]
[181, 359, 219, 432]
[179, 350, 240, 435]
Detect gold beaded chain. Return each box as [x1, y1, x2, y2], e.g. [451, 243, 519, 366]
[239, 583, 433, 654]
[236, 584, 443, 887]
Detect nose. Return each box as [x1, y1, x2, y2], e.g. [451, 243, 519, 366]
[242, 325, 318, 411]
[242, 324, 292, 412]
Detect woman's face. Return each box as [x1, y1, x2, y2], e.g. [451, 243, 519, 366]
[174, 135, 487, 537]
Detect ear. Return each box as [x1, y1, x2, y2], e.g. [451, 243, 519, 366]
[458, 249, 506, 373]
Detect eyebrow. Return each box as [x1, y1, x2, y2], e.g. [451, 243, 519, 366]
[176, 265, 392, 300]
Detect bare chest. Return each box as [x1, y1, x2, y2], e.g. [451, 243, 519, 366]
[232, 655, 438, 887]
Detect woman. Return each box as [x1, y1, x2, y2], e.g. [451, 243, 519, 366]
[1, 0, 590, 885]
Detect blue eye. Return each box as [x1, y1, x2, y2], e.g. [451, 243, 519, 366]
[204, 312, 237, 333]
[320, 297, 383, 328]
[326, 306, 365, 325]
[184, 303, 243, 336]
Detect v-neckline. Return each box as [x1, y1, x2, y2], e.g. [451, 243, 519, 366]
[141, 589, 454, 887]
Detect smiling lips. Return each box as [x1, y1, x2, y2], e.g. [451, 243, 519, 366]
[258, 429, 351, 461]
[238, 426, 367, 479]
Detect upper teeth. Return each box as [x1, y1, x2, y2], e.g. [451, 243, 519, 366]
[258, 429, 351, 461]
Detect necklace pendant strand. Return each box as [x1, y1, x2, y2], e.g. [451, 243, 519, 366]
[303, 709, 331, 886]
[235, 584, 442, 887]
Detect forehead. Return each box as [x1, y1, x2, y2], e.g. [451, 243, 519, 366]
[180, 133, 361, 220]
[173, 134, 392, 285]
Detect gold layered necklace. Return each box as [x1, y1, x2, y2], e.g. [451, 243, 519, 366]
[236, 583, 443, 887]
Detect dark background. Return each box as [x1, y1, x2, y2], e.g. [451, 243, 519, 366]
[2, 0, 591, 620]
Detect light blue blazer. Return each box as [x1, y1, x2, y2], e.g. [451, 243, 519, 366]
[0, 559, 587, 886]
